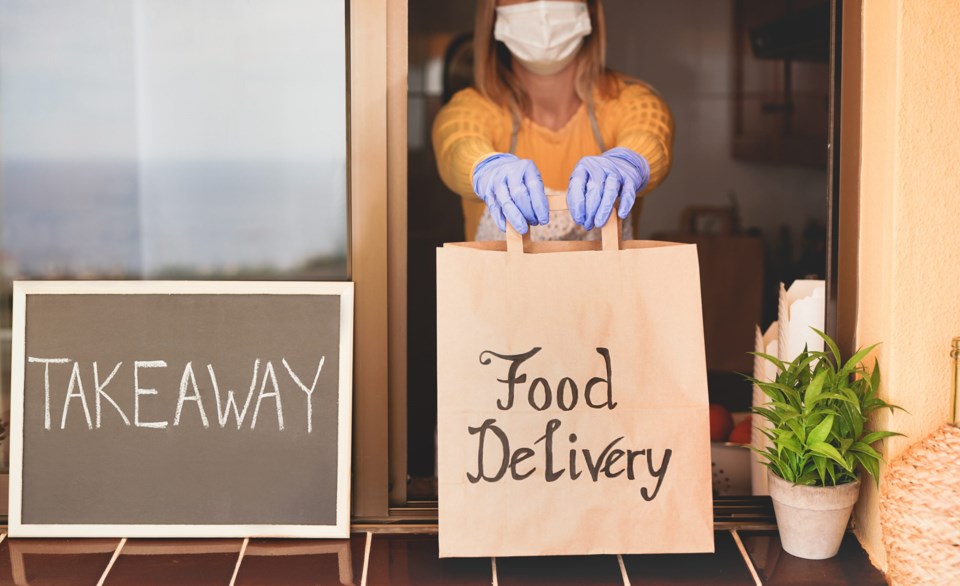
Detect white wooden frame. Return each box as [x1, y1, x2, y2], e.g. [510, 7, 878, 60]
[8, 280, 354, 538]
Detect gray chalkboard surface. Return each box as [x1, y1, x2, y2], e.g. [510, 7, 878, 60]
[9, 281, 353, 538]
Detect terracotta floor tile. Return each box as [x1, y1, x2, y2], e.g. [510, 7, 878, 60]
[101, 539, 243, 586]
[620, 532, 755, 585]
[233, 534, 367, 586]
[740, 530, 886, 585]
[0, 537, 121, 586]
[364, 534, 491, 585]
[495, 554, 624, 586]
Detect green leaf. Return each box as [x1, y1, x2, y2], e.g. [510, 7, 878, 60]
[752, 406, 780, 425]
[766, 381, 803, 403]
[826, 464, 837, 486]
[842, 343, 880, 374]
[861, 431, 904, 445]
[807, 392, 858, 407]
[862, 397, 907, 416]
[752, 446, 776, 459]
[844, 452, 856, 471]
[866, 359, 881, 399]
[839, 387, 863, 412]
[849, 405, 864, 438]
[853, 451, 881, 485]
[779, 433, 803, 456]
[808, 442, 853, 471]
[812, 327, 841, 365]
[797, 364, 812, 387]
[807, 414, 834, 445]
[772, 401, 801, 415]
[755, 382, 783, 403]
[768, 453, 791, 482]
[749, 446, 777, 464]
[813, 455, 827, 485]
[785, 418, 806, 443]
[750, 351, 787, 373]
[849, 441, 882, 460]
[795, 352, 828, 377]
[804, 370, 829, 410]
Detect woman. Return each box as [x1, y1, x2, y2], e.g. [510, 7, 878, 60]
[433, 0, 674, 241]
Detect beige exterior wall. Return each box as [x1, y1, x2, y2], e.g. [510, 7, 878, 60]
[855, 0, 960, 570]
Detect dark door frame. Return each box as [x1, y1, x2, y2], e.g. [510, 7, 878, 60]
[375, 0, 864, 522]
[826, 0, 861, 358]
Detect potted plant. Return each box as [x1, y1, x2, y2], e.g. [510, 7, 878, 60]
[749, 329, 902, 560]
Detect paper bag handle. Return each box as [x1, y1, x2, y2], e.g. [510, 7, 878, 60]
[506, 194, 622, 254]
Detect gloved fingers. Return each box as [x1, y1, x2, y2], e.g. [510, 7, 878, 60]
[595, 173, 622, 228]
[502, 201, 529, 234]
[567, 164, 589, 226]
[471, 153, 514, 199]
[483, 196, 507, 232]
[524, 167, 549, 225]
[507, 177, 537, 225]
[494, 180, 529, 234]
[617, 178, 638, 219]
[582, 167, 606, 231]
[473, 172, 491, 202]
[494, 206, 507, 232]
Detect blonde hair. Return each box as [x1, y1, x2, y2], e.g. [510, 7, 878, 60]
[473, 0, 619, 120]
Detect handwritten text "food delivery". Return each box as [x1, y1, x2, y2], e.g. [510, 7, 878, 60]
[466, 347, 673, 501]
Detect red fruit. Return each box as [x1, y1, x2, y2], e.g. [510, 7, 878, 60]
[728, 416, 752, 445]
[709, 404, 734, 442]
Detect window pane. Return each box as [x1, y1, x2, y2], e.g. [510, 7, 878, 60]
[0, 0, 348, 473]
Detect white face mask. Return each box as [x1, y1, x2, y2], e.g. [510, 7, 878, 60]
[494, 1, 592, 76]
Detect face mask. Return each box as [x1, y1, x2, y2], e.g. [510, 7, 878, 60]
[494, 1, 592, 76]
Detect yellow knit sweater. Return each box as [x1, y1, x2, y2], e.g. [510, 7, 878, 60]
[432, 76, 674, 240]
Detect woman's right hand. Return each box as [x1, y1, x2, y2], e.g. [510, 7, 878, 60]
[471, 154, 549, 234]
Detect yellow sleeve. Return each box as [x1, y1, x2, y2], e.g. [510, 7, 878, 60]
[604, 82, 675, 193]
[431, 88, 507, 199]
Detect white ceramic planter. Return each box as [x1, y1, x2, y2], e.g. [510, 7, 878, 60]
[767, 470, 861, 560]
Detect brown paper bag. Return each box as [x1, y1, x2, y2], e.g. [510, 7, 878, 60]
[437, 198, 714, 558]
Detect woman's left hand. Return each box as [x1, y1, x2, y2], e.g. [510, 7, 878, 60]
[567, 147, 650, 230]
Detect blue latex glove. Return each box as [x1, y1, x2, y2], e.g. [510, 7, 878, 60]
[567, 147, 651, 230]
[472, 153, 549, 234]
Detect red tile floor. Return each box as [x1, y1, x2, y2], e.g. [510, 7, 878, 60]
[0, 530, 885, 585]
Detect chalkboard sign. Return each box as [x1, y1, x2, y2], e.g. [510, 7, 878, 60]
[9, 281, 353, 538]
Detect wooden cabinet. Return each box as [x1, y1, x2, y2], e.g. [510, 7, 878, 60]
[733, 0, 831, 167]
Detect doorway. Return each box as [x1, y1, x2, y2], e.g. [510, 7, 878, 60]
[405, 0, 835, 500]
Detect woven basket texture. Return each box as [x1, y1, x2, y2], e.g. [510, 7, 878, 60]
[881, 424, 960, 586]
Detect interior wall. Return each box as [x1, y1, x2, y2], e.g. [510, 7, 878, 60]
[854, 0, 960, 571]
[604, 0, 827, 250]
